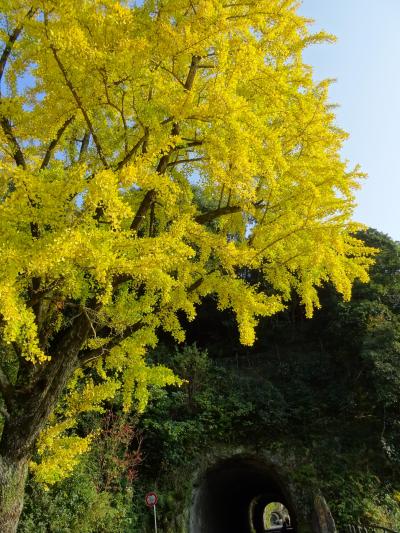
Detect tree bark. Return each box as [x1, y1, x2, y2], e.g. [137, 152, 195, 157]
[0, 455, 28, 533]
[0, 313, 91, 531]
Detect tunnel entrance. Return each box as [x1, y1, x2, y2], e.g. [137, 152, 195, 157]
[190, 455, 297, 533]
[262, 502, 292, 531]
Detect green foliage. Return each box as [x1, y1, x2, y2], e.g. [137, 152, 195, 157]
[19, 411, 141, 532]
[141, 345, 287, 468]
[20, 462, 137, 533]
[320, 464, 400, 529]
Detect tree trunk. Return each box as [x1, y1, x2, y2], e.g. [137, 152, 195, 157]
[0, 454, 28, 533]
[0, 314, 91, 531]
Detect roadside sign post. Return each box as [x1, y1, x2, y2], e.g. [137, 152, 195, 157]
[145, 492, 158, 533]
[153, 504, 157, 533]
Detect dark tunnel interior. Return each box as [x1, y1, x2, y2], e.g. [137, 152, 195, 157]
[191, 456, 297, 533]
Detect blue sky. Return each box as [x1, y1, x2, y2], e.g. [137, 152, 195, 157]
[299, 0, 400, 241]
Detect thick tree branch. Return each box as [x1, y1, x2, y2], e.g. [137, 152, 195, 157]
[129, 125, 173, 232]
[80, 268, 208, 366]
[153, 62, 186, 88]
[0, 30, 22, 86]
[218, 185, 225, 208]
[115, 128, 149, 171]
[195, 205, 242, 224]
[184, 55, 201, 90]
[130, 189, 157, 231]
[130, 56, 201, 233]
[78, 131, 90, 161]
[27, 279, 61, 309]
[0, 365, 12, 405]
[173, 139, 203, 151]
[149, 201, 155, 237]
[167, 156, 205, 167]
[0, 82, 33, 229]
[80, 274, 207, 366]
[49, 43, 109, 168]
[40, 115, 75, 170]
[0, 118, 39, 235]
[0, 313, 92, 459]
[0, 116, 26, 168]
[79, 320, 144, 365]
[0, 7, 36, 86]
[0, 8, 36, 169]
[188, 277, 204, 293]
[156, 122, 180, 173]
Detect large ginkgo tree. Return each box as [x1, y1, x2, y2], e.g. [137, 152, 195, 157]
[0, 0, 374, 530]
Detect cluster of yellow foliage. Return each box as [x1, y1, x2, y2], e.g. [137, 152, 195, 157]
[0, 0, 375, 482]
[31, 356, 179, 484]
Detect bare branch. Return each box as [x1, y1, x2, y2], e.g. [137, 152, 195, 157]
[195, 205, 242, 224]
[40, 115, 75, 170]
[156, 122, 180, 173]
[186, 115, 213, 123]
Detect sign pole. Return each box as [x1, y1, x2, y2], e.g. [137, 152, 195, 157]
[153, 504, 158, 533]
[145, 492, 158, 533]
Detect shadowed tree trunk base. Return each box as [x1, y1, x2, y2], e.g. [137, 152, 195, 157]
[0, 454, 29, 533]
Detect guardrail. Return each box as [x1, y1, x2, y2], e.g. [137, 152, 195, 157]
[264, 526, 294, 533]
[344, 525, 399, 533]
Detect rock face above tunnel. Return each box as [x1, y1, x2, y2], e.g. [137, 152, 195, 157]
[188, 447, 337, 533]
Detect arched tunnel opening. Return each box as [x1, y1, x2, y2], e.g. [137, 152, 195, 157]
[190, 455, 297, 533]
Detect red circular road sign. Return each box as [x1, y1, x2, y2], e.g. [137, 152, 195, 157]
[145, 492, 158, 507]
